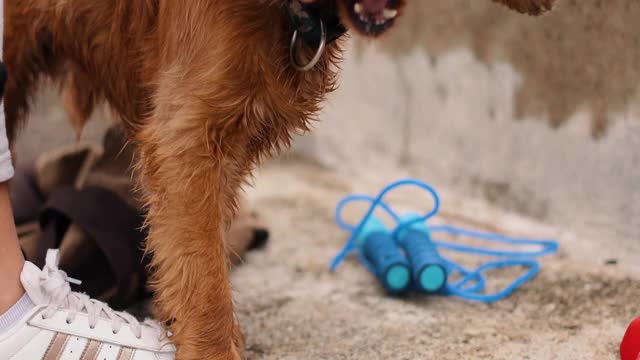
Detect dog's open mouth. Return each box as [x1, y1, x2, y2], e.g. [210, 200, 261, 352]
[342, 0, 402, 37]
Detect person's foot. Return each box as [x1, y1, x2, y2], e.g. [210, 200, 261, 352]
[0, 249, 175, 359]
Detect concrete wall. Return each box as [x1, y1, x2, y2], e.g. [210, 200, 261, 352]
[294, 0, 640, 244]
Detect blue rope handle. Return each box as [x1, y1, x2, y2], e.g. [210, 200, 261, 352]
[330, 179, 559, 303]
[331, 179, 440, 272]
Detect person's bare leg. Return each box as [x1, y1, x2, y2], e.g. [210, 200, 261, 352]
[0, 182, 25, 313]
[0, 0, 24, 315]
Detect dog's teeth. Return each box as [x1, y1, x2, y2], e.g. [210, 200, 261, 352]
[354, 2, 363, 14]
[383, 8, 398, 19]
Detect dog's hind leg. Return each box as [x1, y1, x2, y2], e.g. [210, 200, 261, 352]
[135, 91, 248, 360]
[3, 2, 63, 144]
[3, 34, 44, 144]
[60, 70, 98, 139]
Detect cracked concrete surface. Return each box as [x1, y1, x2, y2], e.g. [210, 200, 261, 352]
[234, 159, 640, 359]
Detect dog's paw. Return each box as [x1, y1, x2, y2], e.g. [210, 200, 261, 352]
[493, 0, 556, 16]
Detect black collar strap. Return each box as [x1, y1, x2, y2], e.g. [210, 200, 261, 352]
[287, 0, 347, 49]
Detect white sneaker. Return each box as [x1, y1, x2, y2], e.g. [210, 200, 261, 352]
[0, 250, 175, 360]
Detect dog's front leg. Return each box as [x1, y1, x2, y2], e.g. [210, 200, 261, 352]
[136, 104, 248, 359]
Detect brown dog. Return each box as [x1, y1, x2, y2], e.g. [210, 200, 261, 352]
[3, 0, 554, 358]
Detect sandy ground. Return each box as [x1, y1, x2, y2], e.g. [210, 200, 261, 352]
[233, 158, 640, 360]
[16, 92, 640, 359]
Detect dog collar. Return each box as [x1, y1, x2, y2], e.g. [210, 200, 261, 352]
[287, 0, 347, 49]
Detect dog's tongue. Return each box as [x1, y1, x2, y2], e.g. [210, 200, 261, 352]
[361, 0, 388, 14]
[360, 0, 391, 22]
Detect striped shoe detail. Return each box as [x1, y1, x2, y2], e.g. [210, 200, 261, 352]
[41, 333, 136, 360]
[117, 347, 135, 360]
[80, 340, 102, 360]
[42, 333, 69, 360]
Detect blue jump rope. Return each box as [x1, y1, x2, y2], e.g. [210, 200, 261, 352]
[330, 179, 559, 303]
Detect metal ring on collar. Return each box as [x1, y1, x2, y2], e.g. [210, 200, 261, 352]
[289, 19, 327, 72]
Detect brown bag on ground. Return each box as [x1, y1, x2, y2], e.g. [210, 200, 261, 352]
[12, 125, 269, 310]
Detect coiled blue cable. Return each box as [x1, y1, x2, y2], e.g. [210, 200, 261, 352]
[330, 179, 559, 303]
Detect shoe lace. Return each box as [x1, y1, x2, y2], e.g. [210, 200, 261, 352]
[38, 253, 166, 341]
